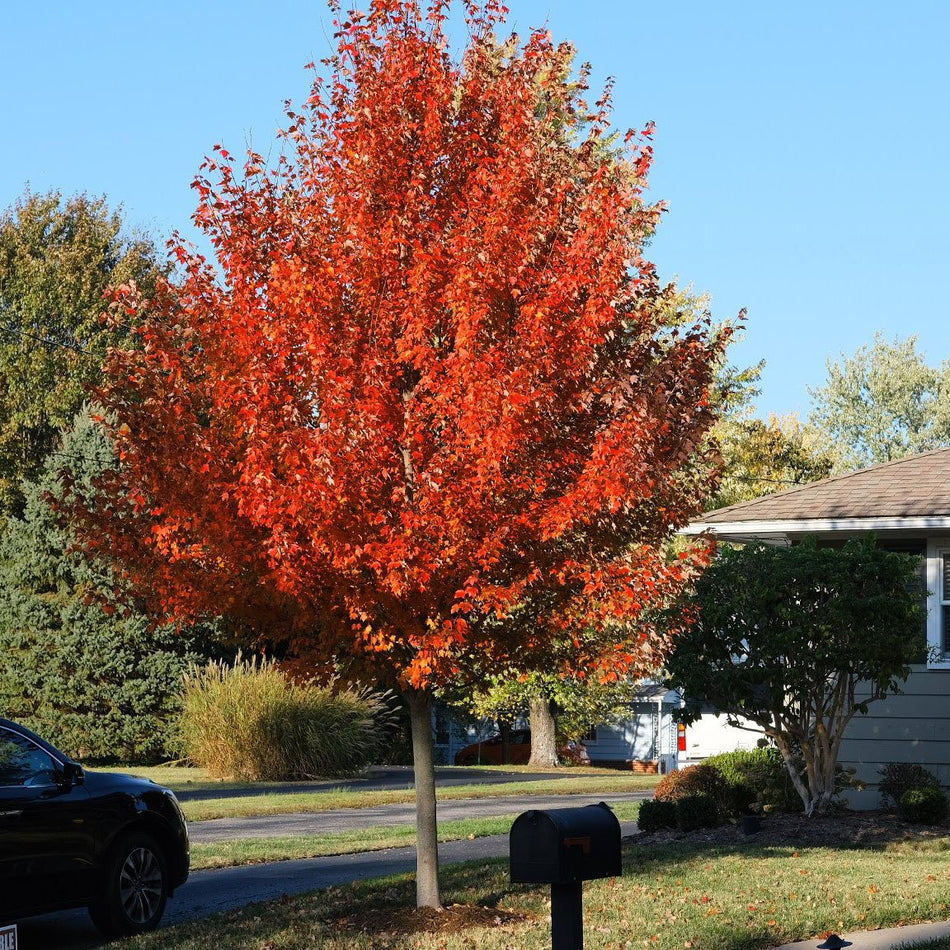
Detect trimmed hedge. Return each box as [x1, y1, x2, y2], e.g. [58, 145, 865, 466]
[898, 786, 949, 824]
[675, 794, 720, 831]
[654, 764, 729, 815]
[637, 798, 677, 832]
[703, 747, 801, 815]
[879, 762, 941, 811]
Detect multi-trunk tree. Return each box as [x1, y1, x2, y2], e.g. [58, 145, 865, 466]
[666, 539, 922, 816]
[75, 0, 727, 907]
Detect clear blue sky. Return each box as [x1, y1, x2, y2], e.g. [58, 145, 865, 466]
[2, 1, 947, 418]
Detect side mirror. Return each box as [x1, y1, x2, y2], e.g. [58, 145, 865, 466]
[60, 761, 84, 789]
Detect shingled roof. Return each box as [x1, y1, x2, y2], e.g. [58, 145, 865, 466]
[684, 446, 950, 540]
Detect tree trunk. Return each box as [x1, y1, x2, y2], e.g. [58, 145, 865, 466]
[405, 687, 441, 908]
[499, 719, 513, 765]
[772, 732, 813, 815]
[527, 693, 559, 768]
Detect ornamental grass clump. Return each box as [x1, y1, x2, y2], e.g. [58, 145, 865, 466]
[179, 655, 394, 780]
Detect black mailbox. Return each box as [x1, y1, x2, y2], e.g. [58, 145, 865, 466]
[509, 802, 621, 885]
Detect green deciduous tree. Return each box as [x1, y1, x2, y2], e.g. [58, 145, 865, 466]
[451, 669, 638, 766]
[666, 538, 921, 816]
[0, 189, 164, 514]
[711, 414, 836, 510]
[808, 333, 950, 470]
[0, 409, 218, 763]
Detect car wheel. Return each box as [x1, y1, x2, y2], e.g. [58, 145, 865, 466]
[458, 754, 477, 766]
[89, 832, 169, 937]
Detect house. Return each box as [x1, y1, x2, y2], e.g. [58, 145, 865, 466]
[582, 683, 681, 773]
[433, 685, 758, 773]
[584, 684, 760, 773]
[682, 446, 950, 807]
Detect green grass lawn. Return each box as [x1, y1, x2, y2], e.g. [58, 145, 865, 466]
[116, 833, 950, 950]
[190, 802, 644, 869]
[98, 763, 658, 822]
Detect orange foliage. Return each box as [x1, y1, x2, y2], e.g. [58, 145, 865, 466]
[79, 0, 726, 689]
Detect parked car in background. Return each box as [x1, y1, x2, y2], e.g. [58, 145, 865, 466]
[0, 717, 189, 936]
[454, 729, 590, 766]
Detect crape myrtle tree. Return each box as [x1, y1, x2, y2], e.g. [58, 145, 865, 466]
[74, 0, 727, 907]
[666, 539, 922, 817]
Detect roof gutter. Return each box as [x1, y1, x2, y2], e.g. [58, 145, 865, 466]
[682, 516, 950, 540]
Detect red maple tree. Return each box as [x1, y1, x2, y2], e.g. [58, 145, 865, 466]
[80, 0, 727, 907]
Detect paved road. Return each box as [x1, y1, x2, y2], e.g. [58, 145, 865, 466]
[172, 765, 587, 803]
[190, 790, 650, 841]
[14, 792, 645, 950]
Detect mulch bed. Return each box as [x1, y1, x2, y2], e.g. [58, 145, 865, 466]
[337, 904, 536, 936]
[629, 809, 950, 849]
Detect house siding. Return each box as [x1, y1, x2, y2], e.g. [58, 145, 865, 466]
[838, 666, 950, 808]
[586, 702, 669, 765]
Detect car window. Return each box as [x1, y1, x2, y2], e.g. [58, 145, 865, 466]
[0, 728, 58, 787]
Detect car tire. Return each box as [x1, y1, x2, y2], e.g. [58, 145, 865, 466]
[89, 832, 169, 937]
[458, 755, 477, 766]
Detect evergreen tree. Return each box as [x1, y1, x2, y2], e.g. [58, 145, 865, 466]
[0, 409, 219, 763]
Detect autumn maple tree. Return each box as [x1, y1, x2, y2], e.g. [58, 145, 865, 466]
[77, 0, 728, 907]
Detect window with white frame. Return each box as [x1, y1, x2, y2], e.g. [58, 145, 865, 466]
[926, 541, 950, 666]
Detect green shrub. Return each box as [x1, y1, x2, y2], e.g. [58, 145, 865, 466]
[704, 747, 801, 814]
[879, 762, 941, 811]
[655, 764, 729, 815]
[897, 786, 949, 825]
[675, 794, 720, 831]
[178, 655, 395, 780]
[637, 799, 677, 832]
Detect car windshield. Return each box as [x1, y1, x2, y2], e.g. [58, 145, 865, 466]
[0, 729, 58, 786]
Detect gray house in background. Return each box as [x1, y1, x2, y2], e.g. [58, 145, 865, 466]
[683, 446, 950, 807]
[583, 683, 681, 773]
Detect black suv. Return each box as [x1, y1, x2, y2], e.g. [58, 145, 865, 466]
[0, 717, 189, 936]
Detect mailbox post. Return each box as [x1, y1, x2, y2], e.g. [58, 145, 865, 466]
[509, 802, 622, 950]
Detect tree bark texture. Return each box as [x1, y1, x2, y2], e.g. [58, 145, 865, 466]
[527, 693, 559, 768]
[405, 687, 441, 908]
